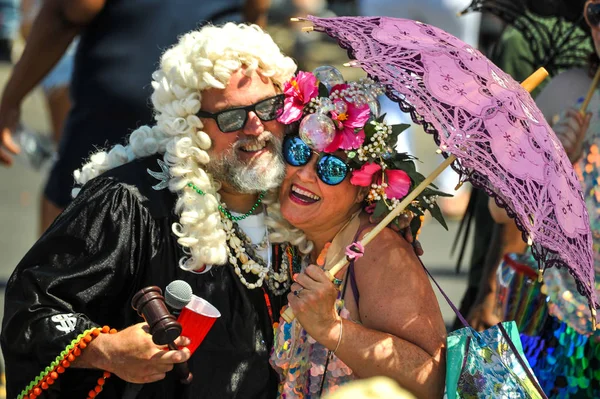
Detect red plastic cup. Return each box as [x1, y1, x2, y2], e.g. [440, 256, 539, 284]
[177, 294, 221, 354]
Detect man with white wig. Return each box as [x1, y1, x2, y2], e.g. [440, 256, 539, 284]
[1, 23, 309, 398]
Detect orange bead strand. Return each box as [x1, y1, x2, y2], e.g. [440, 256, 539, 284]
[316, 242, 331, 267]
[21, 326, 115, 399]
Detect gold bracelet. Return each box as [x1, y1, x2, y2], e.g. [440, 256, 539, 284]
[331, 318, 343, 356]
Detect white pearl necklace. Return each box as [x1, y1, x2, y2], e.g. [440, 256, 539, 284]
[222, 217, 290, 291]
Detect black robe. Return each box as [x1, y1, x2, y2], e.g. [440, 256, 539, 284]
[1, 155, 287, 398]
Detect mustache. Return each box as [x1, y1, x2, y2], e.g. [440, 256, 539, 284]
[232, 131, 275, 150]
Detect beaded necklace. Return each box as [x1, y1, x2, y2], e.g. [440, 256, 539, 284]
[186, 182, 265, 222]
[250, 234, 269, 252]
[224, 217, 291, 293]
[220, 190, 265, 221]
[187, 183, 294, 293]
[18, 326, 117, 399]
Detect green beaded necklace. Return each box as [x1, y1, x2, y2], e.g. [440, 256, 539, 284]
[187, 182, 266, 222]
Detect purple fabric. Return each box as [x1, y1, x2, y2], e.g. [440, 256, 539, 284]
[306, 15, 598, 313]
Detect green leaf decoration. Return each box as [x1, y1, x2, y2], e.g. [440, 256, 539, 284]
[410, 211, 423, 238]
[392, 157, 417, 172]
[372, 201, 388, 219]
[364, 121, 376, 139]
[348, 160, 362, 170]
[406, 170, 425, 186]
[422, 187, 454, 198]
[428, 203, 448, 230]
[318, 82, 329, 98]
[389, 123, 410, 143]
[391, 123, 410, 136]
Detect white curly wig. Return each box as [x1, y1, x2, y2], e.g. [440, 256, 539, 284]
[72, 23, 311, 271]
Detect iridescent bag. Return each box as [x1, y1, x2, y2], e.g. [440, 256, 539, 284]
[421, 263, 548, 399]
[446, 321, 547, 399]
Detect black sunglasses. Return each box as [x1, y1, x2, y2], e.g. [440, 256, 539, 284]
[282, 135, 350, 186]
[197, 94, 285, 133]
[586, 1, 600, 27]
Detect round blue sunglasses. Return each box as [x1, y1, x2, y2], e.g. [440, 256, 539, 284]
[282, 135, 350, 186]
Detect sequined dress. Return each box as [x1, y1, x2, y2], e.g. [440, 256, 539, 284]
[518, 93, 600, 398]
[270, 296, 356, 398]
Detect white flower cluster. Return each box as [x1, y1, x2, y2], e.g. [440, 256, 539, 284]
[304, 96, 322, 114]
[422, 195, 439, 209]
[356, 120, 393, 162]
[367, 181, 402, 210]
[328, 77, 384, 107]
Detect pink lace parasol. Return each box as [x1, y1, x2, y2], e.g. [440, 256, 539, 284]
[304, 15, 598, 315]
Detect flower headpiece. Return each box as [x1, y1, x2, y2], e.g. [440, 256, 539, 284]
[278, 66, 450, 233]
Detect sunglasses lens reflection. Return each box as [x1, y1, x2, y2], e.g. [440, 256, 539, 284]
[587, 3, 600, 27]
[283, 136, 312, 166]
[217, 110, 246, 132]
[317, 155, 348, 185]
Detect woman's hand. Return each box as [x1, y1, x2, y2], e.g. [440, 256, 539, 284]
[287, 265, 340, 342]
[553, 108, 592, 163]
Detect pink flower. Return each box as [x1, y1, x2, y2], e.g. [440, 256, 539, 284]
[278, 71, 319, 124]
[325, 94, 370, 151]
[350, 162, 411, 200]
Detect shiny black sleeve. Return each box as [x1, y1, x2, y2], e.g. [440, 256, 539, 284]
[1, 176, 156, 398]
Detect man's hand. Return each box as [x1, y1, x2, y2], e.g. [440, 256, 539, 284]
[74, 322, 191, 383]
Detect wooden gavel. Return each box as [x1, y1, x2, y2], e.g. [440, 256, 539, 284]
[132, 286, 193, 384]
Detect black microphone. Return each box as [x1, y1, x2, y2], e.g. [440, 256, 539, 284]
[165, 280, 193, 316]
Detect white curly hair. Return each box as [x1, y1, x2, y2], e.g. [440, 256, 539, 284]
[72, 23, 311, 271]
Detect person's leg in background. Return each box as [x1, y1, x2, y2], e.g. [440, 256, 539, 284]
[0, 2, 19, 396]
[19, 0, 73, 233]
[38, 43, 76, 233]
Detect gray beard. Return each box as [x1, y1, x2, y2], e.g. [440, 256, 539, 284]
[206, 134, 285, 194]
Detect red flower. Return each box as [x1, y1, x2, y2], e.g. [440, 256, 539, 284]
[351, 162, 411, 200]
[278, 71, 319, 124]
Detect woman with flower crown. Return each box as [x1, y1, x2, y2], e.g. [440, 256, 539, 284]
[269, 67, 447, 399]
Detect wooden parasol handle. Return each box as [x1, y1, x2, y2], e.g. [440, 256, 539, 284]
[566, 68, 600, 164]
[580, 67, 600, 115]
[280, 68, 549, 324]
[520, 67, 548, 93]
